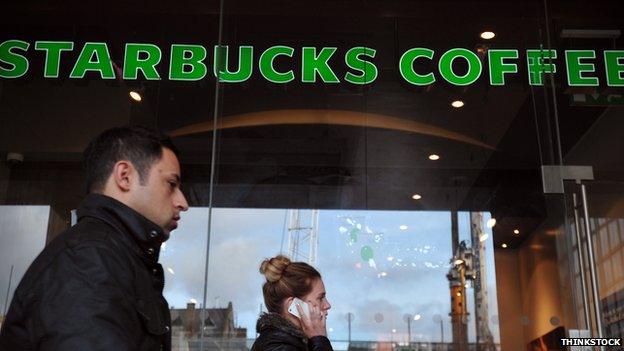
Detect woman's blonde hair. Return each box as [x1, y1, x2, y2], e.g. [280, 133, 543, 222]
[259, 255, 321, 313]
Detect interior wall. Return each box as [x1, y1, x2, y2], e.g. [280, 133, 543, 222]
[495, 224, 567, 348]
[518, 229, 565, 342]
[494, 249, 524, 351]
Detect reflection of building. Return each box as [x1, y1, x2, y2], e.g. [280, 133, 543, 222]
[602, 289, 624, 340]
[348, 340, 499, 351]
[170, 302, 247, 351]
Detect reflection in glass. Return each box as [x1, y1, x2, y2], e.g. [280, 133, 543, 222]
[0, 206, 49, 327]
[162, 208, 500, 350]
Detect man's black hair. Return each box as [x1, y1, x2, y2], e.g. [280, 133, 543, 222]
[83, 125, 180, 193]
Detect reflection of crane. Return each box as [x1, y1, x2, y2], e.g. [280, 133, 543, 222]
[447, 241, 474, 351]
[447, 212, 496, 351]
[287, 210, 319, 264]
[470, 212, 496, 351]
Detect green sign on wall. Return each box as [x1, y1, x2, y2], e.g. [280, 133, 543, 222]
[1, 40, 624, 87]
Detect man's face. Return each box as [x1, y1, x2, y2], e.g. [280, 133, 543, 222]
[130, 147, 189, 236]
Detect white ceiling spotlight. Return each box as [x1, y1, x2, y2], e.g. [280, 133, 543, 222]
[480, 31, 496, 40]
[486, 218, 497, 228]
[411, 194, 422, 200]
[451, 100, 465, 108]
[129, 90, 142, 102]
[428, 154, 441, 161]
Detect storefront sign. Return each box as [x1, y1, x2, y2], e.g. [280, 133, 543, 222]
[570, 93, 624, 106]
[1, 40, 623, 87]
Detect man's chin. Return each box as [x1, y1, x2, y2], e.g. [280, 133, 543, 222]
[161, 230, 171, 241]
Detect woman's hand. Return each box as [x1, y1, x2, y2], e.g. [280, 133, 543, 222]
[296, 302, 327, 338]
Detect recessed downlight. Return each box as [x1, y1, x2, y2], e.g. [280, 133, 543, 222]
[513, 229, 520, 234]
[428, 154, 441, 161]
[501, 243, 508, 248]
[451, 100, 465, 108]
[480, 31, 496, 40]
[129, 91, 142, 102]
[411, 194, 422, 200]
[486, 218, 497, 228]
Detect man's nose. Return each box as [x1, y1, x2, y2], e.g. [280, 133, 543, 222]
[176, 190, 189, 211]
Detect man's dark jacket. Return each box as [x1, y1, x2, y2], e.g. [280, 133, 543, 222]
[0, 194, 172, 351]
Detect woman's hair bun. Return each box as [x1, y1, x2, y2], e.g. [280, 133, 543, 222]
[259, 255, 292, 283]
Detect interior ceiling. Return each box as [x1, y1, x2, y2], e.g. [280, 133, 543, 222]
[1, 0, 624, 248]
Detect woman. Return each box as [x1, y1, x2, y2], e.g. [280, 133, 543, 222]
[252, 255, 333, 351]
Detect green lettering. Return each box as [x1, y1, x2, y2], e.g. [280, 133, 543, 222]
[259, 46, 294, 83]
[526, 49, 557, 86]
[70, 42, 115, 79]
[35, 41, 73, 78]
[169, 44, 207, 81]
[565, 50, 598, 86]
[213, 45, 253, 83]
[488, 49, 518, 86]
[438, 48, 482, 86]
[344, 47, 377, 84]
[123, 43, 162, 80]
[604, 50, 624, 87]
[0, 39, 30, 79]
[302, 47, 339, 83]
[399, 48, 435, 85]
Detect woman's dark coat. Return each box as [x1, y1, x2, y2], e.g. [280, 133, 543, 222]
[251, 313, 333, 351]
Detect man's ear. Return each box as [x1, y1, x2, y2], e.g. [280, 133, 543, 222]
[111, 160, 134, 192]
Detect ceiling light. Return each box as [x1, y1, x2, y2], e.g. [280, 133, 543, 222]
[451, 100, 464, 108]
[399, 225, 408, 231]
[428, 154, 440, 161]
[513, 229, 520, 235]
[414, 314, 421, 321]
[501, 243, 508, 248]
[411, 194, 422, 200]
[479, 233, 489, 242]
[486, 218, 497, 228]
[480, 31, 496, 40]
[129, 91, 142, 102]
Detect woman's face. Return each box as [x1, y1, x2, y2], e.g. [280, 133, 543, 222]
[303, 278, 331, 313]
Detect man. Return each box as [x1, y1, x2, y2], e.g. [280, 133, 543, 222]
[0, 125, 189, 350]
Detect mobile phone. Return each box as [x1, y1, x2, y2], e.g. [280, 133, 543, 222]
[288, 297, 310, 319]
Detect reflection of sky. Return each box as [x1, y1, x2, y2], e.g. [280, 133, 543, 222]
[161, 208, 499, 343]
[0, 206, 49, 316]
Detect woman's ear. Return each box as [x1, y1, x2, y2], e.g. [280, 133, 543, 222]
[282, 297, 294, 314]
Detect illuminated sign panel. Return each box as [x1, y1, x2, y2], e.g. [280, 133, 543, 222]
[1, 40, 623, 87]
